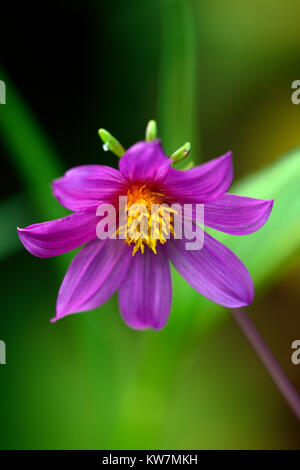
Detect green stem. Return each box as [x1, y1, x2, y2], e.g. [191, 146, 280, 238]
[158, 0, 200, 164]
[0, 68, 119, 445]
[116, 0, 202, 447]
[0, 68, 67, 222]
[231, 308, 300, 422]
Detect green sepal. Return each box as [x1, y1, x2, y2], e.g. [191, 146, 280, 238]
[145, 120, 157, 141]
[170, 142, 191, 163]
[98, 128, 125, 158]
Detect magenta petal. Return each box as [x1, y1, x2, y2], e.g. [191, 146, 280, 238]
[17, 211, 98, 258]
[119, 140, 170, 183]
[52, 165, 128, 211]
[166, 232, 254, 308]
[202, 193, 274, 235]
[54, 238, 132, 321]
[118, 247, 172, 330]
[162, 151, 233, 202]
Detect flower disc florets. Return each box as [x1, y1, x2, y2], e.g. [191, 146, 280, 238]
[116, 183, 176, 255]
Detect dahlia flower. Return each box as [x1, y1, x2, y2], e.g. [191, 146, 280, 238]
[17, 124, 273, 330]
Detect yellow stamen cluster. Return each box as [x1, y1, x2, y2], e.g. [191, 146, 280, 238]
[117, 184, 176, 256]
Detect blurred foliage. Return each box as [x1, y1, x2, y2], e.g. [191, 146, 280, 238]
[0, 0, 299, 450]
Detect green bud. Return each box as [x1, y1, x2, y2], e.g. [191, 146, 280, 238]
[145, 120, 157, 141]
[181, 160, 195, 170]
[98, 128, 125, 158]
[170, 142, 191, 163]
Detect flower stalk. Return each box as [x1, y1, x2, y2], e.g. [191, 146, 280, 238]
[231, 308, 300, 421]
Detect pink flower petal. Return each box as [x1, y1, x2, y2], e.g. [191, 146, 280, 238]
[162, 151, 233, 202]
[202, 193, 274, 235]
[54, 238, 132, 321]
[166, 231, 254, 308]
[17, 211, 99, 258]
[52, 165, 128, 211]
[118, 247, 172, 330]
[119, 140, 170, 183]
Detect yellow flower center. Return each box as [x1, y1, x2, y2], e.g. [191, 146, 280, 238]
[117, 184, 176, 256]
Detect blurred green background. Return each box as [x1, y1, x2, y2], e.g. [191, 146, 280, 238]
[0, 0, 300, 449]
